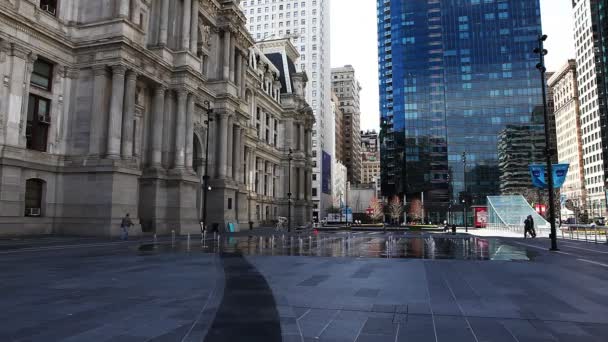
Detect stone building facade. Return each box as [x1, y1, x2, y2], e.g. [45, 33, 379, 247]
[0, 0, 313, 237]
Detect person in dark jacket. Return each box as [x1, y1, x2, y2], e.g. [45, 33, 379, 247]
[524, 215, 536, 238]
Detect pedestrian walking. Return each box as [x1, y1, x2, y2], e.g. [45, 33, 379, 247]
[524, 215, 536, 238]
[121, 213, 134, 240]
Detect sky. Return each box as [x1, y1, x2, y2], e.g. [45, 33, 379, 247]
[330, 0, 576, 132]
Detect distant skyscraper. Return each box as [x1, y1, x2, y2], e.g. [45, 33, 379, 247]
[572, 0, 608, 217]
[377, 0, 546, 224]
[240, 0, 332, 221]
[332, 65, 362, 184]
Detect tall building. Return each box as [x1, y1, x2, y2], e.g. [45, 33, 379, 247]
[0, 0, 314, 236]
[332, 92, 344, 163]
[361, 130, 380, 186]
[548, 60, 587, 213]
[377, 0, 546, 224]
[573, 0, 608, 217]
[332, 65, 362, 184]
[240, 0, 332, 221]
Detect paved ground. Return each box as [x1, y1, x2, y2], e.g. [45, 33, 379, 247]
[1, 231, 607, 341]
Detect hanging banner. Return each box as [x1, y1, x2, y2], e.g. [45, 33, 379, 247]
[529, 164, 570, 189]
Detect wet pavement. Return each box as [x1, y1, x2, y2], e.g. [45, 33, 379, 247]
[136, 231, 535, 261]
[1, 231, 608, 341]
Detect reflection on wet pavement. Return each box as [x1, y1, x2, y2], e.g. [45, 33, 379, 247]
[137, 232, 534, 261]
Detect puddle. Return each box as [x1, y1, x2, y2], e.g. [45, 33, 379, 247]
[136, 232, 534, 261]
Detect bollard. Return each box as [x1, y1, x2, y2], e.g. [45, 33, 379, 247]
[172, 230, 175, 244]
[187, 233, 191, 251]
[584, 228, 588, 242]
[153, 233, 157, 244]
[595, 227, 598, 244]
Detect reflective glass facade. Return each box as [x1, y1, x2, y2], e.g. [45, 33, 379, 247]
[377, 0, 545, 224]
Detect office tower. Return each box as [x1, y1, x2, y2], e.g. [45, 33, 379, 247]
[332, 65, 363, 184]
[377, 0, 546, 224]
[548, 60, 587, 214]
[240, 0, 332, 221]
[572, 0, 608, 216]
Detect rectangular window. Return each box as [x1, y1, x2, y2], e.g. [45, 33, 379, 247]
[26, 94, 50, 152]
[40, 0, 57, 16]
[31, 59, 53, 90]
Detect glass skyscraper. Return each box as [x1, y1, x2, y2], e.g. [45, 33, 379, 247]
[377, 0, 546, 224]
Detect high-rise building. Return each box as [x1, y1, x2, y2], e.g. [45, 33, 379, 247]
[572, 0, 608, 217]
[361, 130, 380, 187]
[377, 0, 546, 224]
[548, 60, 587, 214]
[240, 0, 332, 222]
[332, 65, 362, 184]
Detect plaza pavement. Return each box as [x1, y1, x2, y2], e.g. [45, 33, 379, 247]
[0, 231, 607, 341]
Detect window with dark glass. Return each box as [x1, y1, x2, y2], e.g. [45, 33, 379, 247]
[31, 59, 53, 90]
[26, 94, 50, 152]
[40, 0, 57, 16]
[25, 179, 44, 217]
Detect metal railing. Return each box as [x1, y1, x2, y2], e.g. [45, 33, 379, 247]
[559, 225, 608, 244]
[486, 223, 551, 237]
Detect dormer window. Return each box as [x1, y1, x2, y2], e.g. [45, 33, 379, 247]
[40, 0, 57, 16]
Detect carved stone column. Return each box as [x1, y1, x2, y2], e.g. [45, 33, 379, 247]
[182, 0, 192, 51]
[174, 90, 188, 169]
[106, 65, 126, 158]
[151, 85, 166, 167]
[190, 0, 199, 54]
[185, 94, 195, 171]
[159, 0, 169, 46]
[121, 70, 137, 158]
[240, 55, 247, 98]
[222, 29, 231, 81]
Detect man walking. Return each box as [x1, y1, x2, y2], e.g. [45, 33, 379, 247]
[121, 213, 134, 240]
[524, 215, 536, 238]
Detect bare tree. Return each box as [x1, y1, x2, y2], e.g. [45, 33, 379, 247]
[369, 196, 384, 223]
[408, 198, 423, 223]
[388, 196, 404, 223]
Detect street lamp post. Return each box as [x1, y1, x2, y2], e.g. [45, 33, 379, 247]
[462, 151, 468, 232]
[202, 101, 213, 234]
[287, 148, 293, 232]
[534, 34, 559, 251]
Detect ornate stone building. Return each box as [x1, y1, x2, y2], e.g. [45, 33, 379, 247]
[0, 0, 313, 236]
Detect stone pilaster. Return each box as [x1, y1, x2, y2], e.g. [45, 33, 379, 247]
[106, 65, 126, 158]
[232, 125, 241, 180]
[185, 94, 195, 171]
[150, 85, 166, 167]
[216, 114, 228, 178]
[222, 30, 231, 81]
[182, 0, 192, 51]
[226, 115, 234, 178]
[190, 0, 199, 54]
[121, 70, 137, 158]
[89, 65, 108, 155]
[159, 0, 169, 46]
[174, 89, 188, 169]
[118, 0, 130, 18]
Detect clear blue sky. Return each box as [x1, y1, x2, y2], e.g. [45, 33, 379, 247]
[331, 0, 576, 131]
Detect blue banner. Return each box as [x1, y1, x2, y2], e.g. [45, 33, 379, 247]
[529, 164, 570, 189]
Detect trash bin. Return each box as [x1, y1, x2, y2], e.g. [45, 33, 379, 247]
[212, 223, 219, 233]
[249, 221, 254, 231]
[451, 224, 457, 234]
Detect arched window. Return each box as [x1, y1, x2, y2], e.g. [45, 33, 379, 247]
[25, 179, 45, 217]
